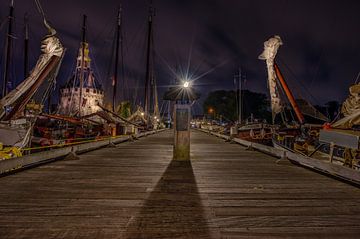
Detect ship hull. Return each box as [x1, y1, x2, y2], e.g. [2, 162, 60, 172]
[235, 123, 273, 145]
[0, 119, 31, 147]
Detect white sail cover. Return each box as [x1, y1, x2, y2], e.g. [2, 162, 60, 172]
[258, 35, 284, 122]
[0, 121, 32, 148]
[333, 84, 360, 128]
[127, 106, 147, 124]
[0, 19, 64, 147]
[0, 35, 64, 119]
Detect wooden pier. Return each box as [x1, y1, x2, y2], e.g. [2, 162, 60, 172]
[0, 130, 359, 238]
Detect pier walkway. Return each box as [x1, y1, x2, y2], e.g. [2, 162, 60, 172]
[0, 130, 360, 238]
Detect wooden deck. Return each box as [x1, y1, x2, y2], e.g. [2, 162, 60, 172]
[0, 130, 359, 238]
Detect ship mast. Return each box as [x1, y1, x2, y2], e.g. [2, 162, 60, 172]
[2, 0, 14, 97]
[234, 67, 242, 124]
[24, 13, 29, 79]
[153, 78, 159, 117]
[112, 6, 122, 112]
[274, 62, 305, 124]
[79, 14, 87, 117]
[144, 1, 155, 125]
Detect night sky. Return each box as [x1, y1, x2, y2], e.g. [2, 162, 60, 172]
[1, 0, 360, 113]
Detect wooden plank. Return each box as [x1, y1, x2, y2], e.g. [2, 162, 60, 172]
[0, 130, 359, 238]
[202, 129, 360, 185]
[0, 129, 165, 175]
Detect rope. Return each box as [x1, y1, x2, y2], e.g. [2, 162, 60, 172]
[280, 111, 286, 125]
[354, 71, 360, 84]
[288, 107, 296, 123]
[34, 0, 46, 20]
[22, 134, 127, 152]
[28, 26, 41, 63]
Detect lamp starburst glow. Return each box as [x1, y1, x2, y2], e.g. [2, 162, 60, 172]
[183, 81, 190, 88]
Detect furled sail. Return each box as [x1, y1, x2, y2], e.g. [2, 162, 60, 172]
[0, 18, 64, 147]
[333, 84, 360, 128]
[127, 106, 147, 125]
[258, 36, 284, 122]
[0, 28, 64, 119]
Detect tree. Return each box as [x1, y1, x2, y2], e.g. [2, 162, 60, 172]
[116, 101, 132, 118]
[242, 90, 271, 122]
[203, 90, 271, 122]
[203, 90, 236, 121]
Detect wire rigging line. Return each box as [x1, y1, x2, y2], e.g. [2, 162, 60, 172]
[105, 23, 117, 99]
[91, 14, 115, 47]
[308, 48, 324, 90]
[122, 20, 147, 107]
[277, 57, 322, 106]
[353, 71, 360, 84]
[0, 16, 8, 31]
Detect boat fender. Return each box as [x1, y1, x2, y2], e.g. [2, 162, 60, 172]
[260, 128, 266, 138]
[250, 129, 255, 138]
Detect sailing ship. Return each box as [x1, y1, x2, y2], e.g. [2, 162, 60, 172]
[228, 68, 273, 144]
[142, 2, 160, 129]
[259, 36, 360, 175]
[35, 12, 133, 144]
[258, 36, 328, 152]
[313, 80, 360, 169]
[0, 0, 65, 157]
[53, 8, 138, 140]
[236, 121, 274, 145]
[29, 14, 106, 146]
[58, 15, 104, 117]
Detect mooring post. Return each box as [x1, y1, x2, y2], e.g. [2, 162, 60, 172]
[173, 103, 191, 160]
[64, 146, 80, 160]
[108, 136, 116, 148]
[163, 80, 200, 161]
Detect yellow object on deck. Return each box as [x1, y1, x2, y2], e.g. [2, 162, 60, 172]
[0, 146, 23, 160]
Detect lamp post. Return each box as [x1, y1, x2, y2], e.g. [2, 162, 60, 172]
[164, 80, 200, 160]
